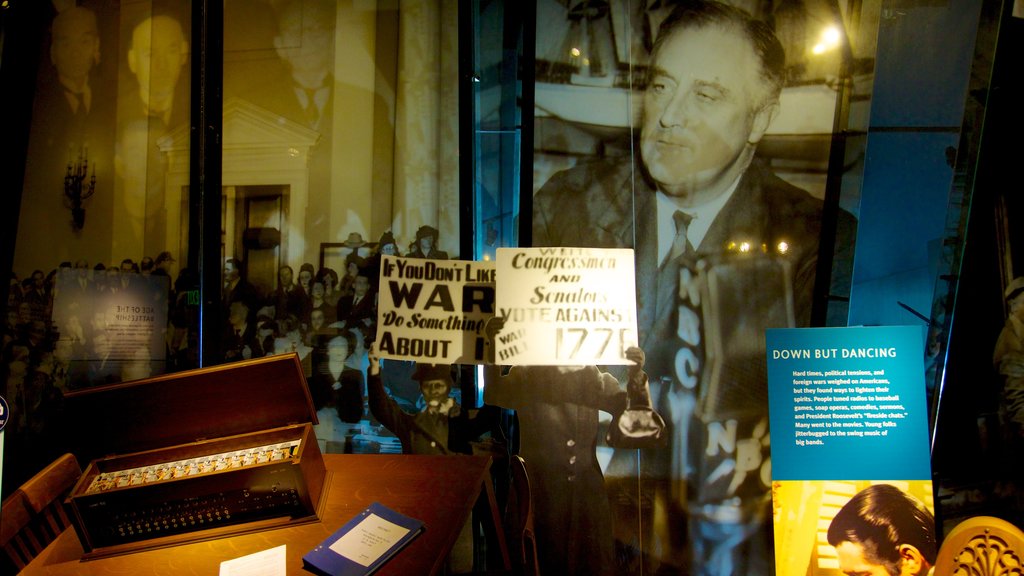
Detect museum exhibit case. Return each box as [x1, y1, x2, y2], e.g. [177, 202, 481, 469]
[1, 0, 1022, 574]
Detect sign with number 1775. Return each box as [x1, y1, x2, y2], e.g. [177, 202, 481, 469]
[494, 247, 638, 366]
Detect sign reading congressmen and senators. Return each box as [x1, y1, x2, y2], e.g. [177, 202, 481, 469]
[376, 255, 496, 364]
[495, 247, 638, 366]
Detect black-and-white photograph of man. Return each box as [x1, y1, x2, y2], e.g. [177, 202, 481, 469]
[44, 6, 106, 145]
[123, 10, 190, 131]
[223, 0, 342, 248]
[16, 2, 118, 260]
[530, 0, 859, 574]
[115, 2, 191, 257]
[225, 0, 337, 134]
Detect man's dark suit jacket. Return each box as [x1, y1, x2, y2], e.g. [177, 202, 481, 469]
[336, 293, 376, 327]
[532, 154, 857, 443]
[533, 156, 856, 347]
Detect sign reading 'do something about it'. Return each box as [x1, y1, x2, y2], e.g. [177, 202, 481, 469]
[495, 247, 638, 366]
[376, 255, 495, 364]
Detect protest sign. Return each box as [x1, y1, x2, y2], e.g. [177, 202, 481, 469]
[375, 255, 496, 364]
[494, 247, 637, 365]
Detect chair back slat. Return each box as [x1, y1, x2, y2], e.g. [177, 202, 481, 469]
[0, 454, 83, 571]
[38, 505, 67, 541]
[508, 456, 540, 576]
[20, 453, 82, 514]
[1, 491, 49, 570]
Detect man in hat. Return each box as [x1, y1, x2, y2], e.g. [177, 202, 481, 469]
[342, 232, 369, 264]
[365, 230, 400, 293]
[366, 346, 495, 455]
[409, 225, 448, 260]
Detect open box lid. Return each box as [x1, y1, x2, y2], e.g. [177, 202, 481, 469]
[64, 353, 318, 464]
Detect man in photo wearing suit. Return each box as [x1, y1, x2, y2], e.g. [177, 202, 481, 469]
[336, 273, 376, 342]
[125, 11, 189, 131]
[531, 1, 856, 573]
[49, 6, 102, 129]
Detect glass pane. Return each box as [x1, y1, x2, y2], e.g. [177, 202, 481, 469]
[473, 0, 522, 261]
[221, 0, 463, 457]
[2, 1, 193, 492]
[528, 0, 878, 573]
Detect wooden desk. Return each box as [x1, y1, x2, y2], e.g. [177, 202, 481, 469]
[23, 454, 507, 575]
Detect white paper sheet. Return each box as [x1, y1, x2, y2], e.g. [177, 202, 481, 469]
[219, 544, 287, 576]
[328, 513, 412, 567]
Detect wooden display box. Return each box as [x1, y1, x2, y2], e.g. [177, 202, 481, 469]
[62, 354, 326, 560]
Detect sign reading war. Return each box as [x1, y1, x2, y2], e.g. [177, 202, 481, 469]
[495, 247, 638, 366]
[376, 255, 496, 364]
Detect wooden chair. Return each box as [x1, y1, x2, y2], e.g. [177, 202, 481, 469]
[473, 454, 540, 576]
[505, 455, 540, 576]
[0, 453, 82, 571]
[934, 515, 1024, 576]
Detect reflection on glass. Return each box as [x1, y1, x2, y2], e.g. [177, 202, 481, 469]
[218, 1, 464, 460]
[531, 0, 871, 574]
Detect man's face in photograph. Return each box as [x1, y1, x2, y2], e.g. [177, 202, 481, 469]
[274, 4, 333, 80]
[327, 337, 349, 362]
[129, 15, 188, 106]
[640, 23, 776, 203]
[420, 379, 449, 409]
[353, 276, 370, 297]
[51, 7, 100, 84]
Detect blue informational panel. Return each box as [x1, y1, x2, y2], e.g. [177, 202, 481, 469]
[767, 327, 936, 576]
[766, 326, 931, 481]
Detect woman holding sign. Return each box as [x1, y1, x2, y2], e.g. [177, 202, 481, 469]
[483, 317, 662, 576]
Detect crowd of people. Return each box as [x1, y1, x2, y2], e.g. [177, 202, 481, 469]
[3, 253, 174, 432]
[219, 226, 444, 373]
[0, 225, 450, 468]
